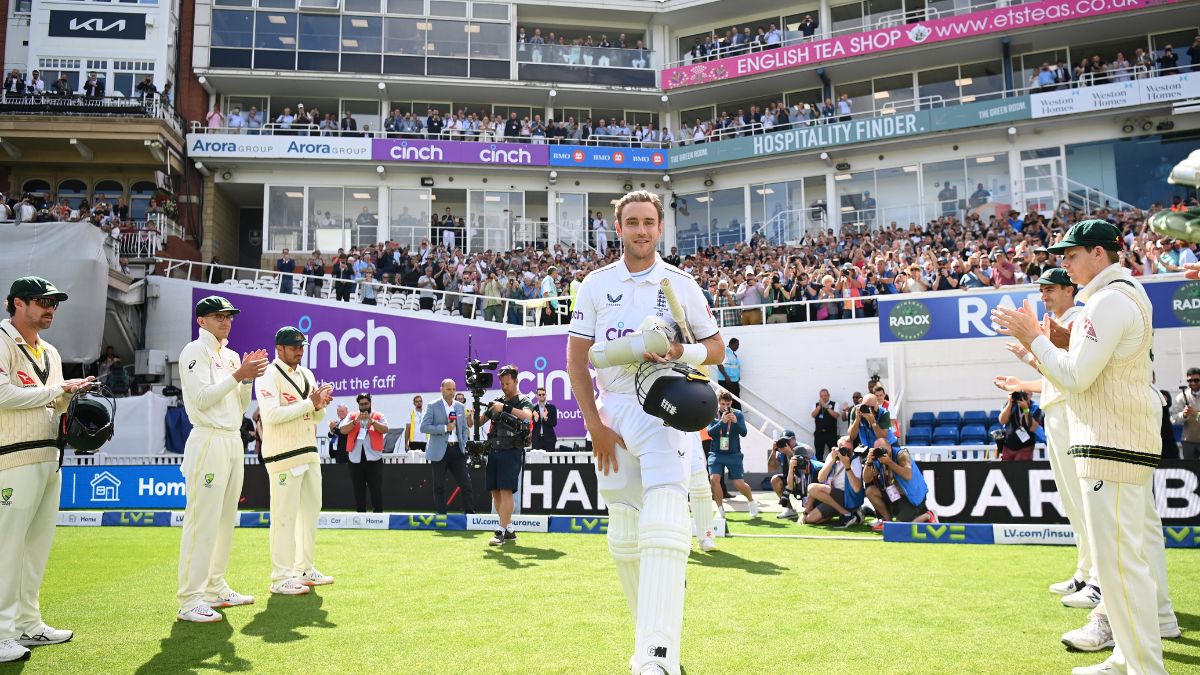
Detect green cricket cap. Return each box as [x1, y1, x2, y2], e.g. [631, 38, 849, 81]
[1047, 219, 1123, 253]
[195, 295, 240, 317]
[7, 276, 68, 302]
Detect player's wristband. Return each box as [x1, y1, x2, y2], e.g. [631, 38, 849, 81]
[680, 343, 707, 366]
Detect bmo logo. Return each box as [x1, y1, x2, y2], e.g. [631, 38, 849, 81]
[572, 149, 586, 163]
[612, 151, 625, 164]
[651, 153, 665, 166]
[605, 321, 634, 340]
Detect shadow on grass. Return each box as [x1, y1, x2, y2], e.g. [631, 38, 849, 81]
[729, 517, 792, 530]
[240, 592, 336, 644]
[687, 549, 789, 575]
[1164, 612, 1200, 667]
[483, 544, 567, 569]
[135, 616, 251, 675]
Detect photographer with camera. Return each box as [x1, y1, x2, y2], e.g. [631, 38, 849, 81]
[470, 364, 533, 546]
[997, 390, 1042, 461]
[847, 393, 898, 451]
[706, 391, 759, 518]
[863, 438, 933, 531]
[768, 432, 822, 520]
[802, 435, 865, 527]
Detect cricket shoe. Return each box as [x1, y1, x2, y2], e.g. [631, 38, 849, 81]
[1062, 614, 1113, 652]
[838, 511, 862, 529]
[301, 569, 335, 586]
[0, 640, 30, 663]
[177, 605, 223, 623]
[638, 665, 668, 675]
[698, 534, 717, 552]
[1050, 576, 1087, 596]
[748, 501, 760, 518]
[1062, 584, 1102, 609]
[488, 529, 507, 546]
[1071, 659, 1116, 675]
[777, 507, 798, 519]
[871, 520, 886, 533]
[18, 624, 73, 647]
[1161, 619, 1182, 639]
[208, 590, 255, 608]
[270, 578, 311, 596]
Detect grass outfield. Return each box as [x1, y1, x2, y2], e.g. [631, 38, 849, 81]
[6, 514, 1200, 675]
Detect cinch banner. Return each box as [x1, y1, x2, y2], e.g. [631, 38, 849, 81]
[187, 134, 371, 160]
[660, 0, 1179, 89]
[371, 138, 549, 166]
[189, 288, 590, 436]
[548, 145, 669, 170]
[877, 278, 1199, 342]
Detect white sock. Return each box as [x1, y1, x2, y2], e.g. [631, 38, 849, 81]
[688, 470, 714, 539]
[607, 502, 640, 621]
[634, 487, 690, 675]
[505, 524, 515, 533]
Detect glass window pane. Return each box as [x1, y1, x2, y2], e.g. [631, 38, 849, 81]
[472, 2, 507, 20]
[342, 15, 382, 52]
[389, 188, 431, 248]
[470, 22, 509, 59]
[709, 187, 745, 248]
[830, 1, 864, 34]
[874, 166, 921, 226]
[917, 65, 958, 107]
[837, 170, 876, 229]
[385, 17, 423, 54]
[211, 49, 253, 68]
[674, 192, 708, 253]
[345, 0, 379, 11]
[255, 12, 297, 50]
[960, 60, 1004, 101]
[923, 159, 966, 221]
[430, 0, 466, 17]
[259, 0, 295, 8]
[269, 187, 306, 252]
[965, 153, 1011, 217]
[386, 0, 421, 14]
[212, 10, 253, 48]
[347, 188, 380, 248]
[299, 14, 340, 52]
[309, 187, 347, 253]
[873, 73, 914, 113]
[427, 20, 467, 57]
[215, 0, 253, 7]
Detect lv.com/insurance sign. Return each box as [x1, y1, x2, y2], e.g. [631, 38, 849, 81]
[878, 278, 1200, 342]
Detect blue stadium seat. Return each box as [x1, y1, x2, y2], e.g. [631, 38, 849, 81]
[959, 424, 989, 445]
[932, 426, 959, 445]
[963, 410, 988, 424]
[906, 427, 933, 445]
[988, 410, 1002, 427]
[910, 412, 936, 429]
[936, 411, 962, 428]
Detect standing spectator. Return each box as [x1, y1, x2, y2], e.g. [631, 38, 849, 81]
[799, 15, 818, 39]
[303, 252, 324, 297]
[1187, 36, 1200, 73]
[135, 75, 156, 100]
[717, 337, 741, 408]
[421, 379, 474, 515]
[227, 108, 244, 134]
[205, 104, 224, 132]
[837, 94, 852, 121]
[539, 266, 561, 325]
[1158, 45, 1179, 75]
[482, 272, 504, 322]
[326, 405, 349, 463]
[359, 269, 378, 305]
[27, 70, 45, 95]
[593, 210, 609, 253]
[403, 395, 428, 452]
[276, 249, 296, 294]
[811, 388, 839, 460]
[332, 255, 354, 301]
[340, 393, 388, 513]
[1172, 367, 1200, 459]
[997, 391, 1042, 461]
[530, 387, 558, 451]
[3, 68, 24, 95]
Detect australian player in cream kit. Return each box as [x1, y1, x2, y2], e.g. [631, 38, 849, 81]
[256, 327, 335, 596]
[566, 191, 724, 675]
[176, 296, 270, 623]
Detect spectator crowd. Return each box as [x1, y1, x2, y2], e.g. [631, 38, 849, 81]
[241, 199, 1198, 327]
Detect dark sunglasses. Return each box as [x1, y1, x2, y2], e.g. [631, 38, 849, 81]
[1189, 378, 1200, 383]
[24, 297, 59, 309]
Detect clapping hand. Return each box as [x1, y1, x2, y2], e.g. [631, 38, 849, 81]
[234, 349, 270, 381]
[1184, 262, 1200, 280]
[61, 376, 97, 394]
[1042, 315, 1071, 349]
[992, 300, 1043, 348]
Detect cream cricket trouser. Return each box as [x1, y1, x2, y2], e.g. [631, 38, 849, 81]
[1079, 477, 1168, 675]
[177, 428, 245, 611]
[0, 460, 60, 640]
[1043, 404, 1095, 583]
[268, 462, 322, 583]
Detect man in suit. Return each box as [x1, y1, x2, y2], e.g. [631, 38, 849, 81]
[421, 379, 475, 514]
[531, 386, 558, 451]
[326, 404, 349, 463]
[340, 112, 358, 135]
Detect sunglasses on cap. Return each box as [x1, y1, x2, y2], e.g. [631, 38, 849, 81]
[23, 297, 59, 309]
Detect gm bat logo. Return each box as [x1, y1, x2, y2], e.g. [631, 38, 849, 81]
[910, 524, 965, 541]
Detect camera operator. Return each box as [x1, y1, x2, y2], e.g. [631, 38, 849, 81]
[706, 391, 759, 518]
[811, 388, 839, 460]
[803, 435, 865, 527]
[769, 433, 822, 520]
[768, 430, 799, 516]
[863, 438, 933, 531]
[470, 364, 533, 546]
[847, 393, 898, 450]
[998, 390, 1042, 461]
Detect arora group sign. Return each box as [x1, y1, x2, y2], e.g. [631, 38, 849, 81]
[187, 134, 371, 160]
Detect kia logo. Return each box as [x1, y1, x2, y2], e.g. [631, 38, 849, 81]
[70, 18, 127, 31]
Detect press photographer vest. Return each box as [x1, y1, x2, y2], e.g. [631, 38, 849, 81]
[872, 448, 927, 507]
